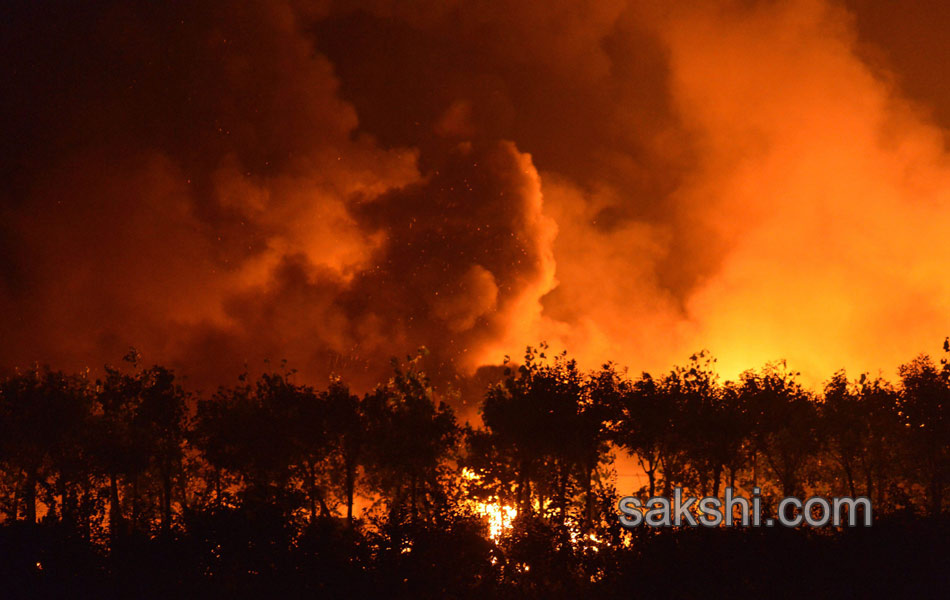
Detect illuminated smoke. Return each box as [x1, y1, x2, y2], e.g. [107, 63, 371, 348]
[4, 0, 950, 392]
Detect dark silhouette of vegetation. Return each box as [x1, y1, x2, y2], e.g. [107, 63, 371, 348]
[1, 344, 949, 598]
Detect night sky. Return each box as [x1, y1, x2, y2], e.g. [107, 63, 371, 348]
[4, 0, 950, 399]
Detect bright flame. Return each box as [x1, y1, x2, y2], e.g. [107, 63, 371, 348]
[461, 468, 517, 540]
[570, 528, 603, 552]
[477, 501, 517, 541]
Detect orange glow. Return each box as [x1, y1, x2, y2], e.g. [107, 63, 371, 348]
[493, 0, 950, 385]
[476, 501, 518, 542]
[4, 0, 950, 392]
[461, 468, 517, 541]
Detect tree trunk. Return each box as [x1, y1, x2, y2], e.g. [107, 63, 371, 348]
[161, 465, 172, 534]
[409, 474, 418, 524]
[130, 476, 139, 533]
[10, 477, 20, 522]
[213, 468, 221, 507]
[583, 459, 594, 531]
[712, 464, 723, 498]
[661, 455, 674, 497]
[557, 461, 568, 525]
[109, 472, 123, 544]
[23, 470, 37, 524]
[751, 451, 758, 489]
[842, 458, 856, 497]
[57, 476, 69, 524]
[308, 463, 318, 524]
[305, 463, 331, 523]
[344, 459, 355, 523]
[177, 469, 188, 515]
[517, 461, 531, 515]
[524, 479, 533, 516]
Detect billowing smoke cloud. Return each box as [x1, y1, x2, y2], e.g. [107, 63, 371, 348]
[539, 0, 950, 382]
[0, 0, 556, 392]
[4, 0, 950, 395]
[654, 0, 950, 380]
[319, 0, 950, 383]
[205, 139, 556, 388]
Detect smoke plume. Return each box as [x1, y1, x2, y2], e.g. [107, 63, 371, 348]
[4, 0, 950, 395]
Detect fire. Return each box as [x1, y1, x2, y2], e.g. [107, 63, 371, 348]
[476, 501, 517, 541]
[461, 467, 517, 540]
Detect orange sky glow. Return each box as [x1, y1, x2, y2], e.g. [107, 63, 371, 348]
[4, 0, 950, 401]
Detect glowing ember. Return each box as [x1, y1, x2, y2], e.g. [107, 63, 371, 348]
[461, 468, 516, 540]
[476, 501, 517, 541]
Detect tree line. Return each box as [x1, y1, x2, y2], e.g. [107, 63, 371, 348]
[1, 344, 948, 597]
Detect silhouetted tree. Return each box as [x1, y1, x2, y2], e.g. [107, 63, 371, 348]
[821, 371, 900, 504]
[613, 371, 678, 498]
[2, 342, 950, 597]
[323, 378, 365, 523]
[740, 362, 820, 498]
[898, 353, 950, 517]
[480, 345, 603, 522]
[193, 367, 332, 523]
[91, 354, 146, 542]
[363, 350, 459, 525]
[0, 367, 91, 524]
[579, 363, 623, 529]
[664, 351, 728, 496]
[714, 379, 754, 493]
[87, 351, 191, 541]
[135, 366, 189, 534]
